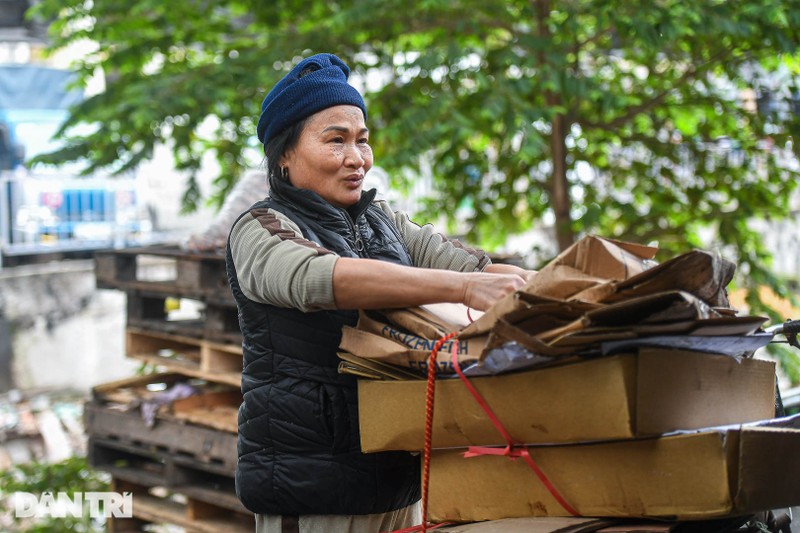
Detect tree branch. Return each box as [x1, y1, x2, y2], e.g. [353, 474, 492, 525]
[578, 49, 733, 131]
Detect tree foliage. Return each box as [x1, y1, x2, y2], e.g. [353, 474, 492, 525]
[31, 1, 800, 310]
[0, 456, 110, 532]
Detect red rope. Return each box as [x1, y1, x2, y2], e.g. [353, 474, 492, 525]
[420, 331, 458, 533]
[450, 349, 579, 516]
[451, 351, 515, 445]
[391, 329, 576, 533]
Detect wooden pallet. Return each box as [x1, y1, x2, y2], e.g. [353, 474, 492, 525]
[170, 390, 240, 434]
[126, 291, 241, 345]
[95, 245, 242, 346]
[85, 402, 237, 471]
[108, 474, 253, 533]
[88, 436, 235, 492]
[126, 327, 243, 387]
[95, 245, 232, 303]
[91, 373, 240, 434]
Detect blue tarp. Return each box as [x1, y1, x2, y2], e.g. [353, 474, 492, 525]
[0, 64, 83, 110]
[0, 65, 84, 168]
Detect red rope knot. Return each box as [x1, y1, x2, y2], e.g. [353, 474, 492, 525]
[402, 330, 578, 533]
[450, 345, 580, 517]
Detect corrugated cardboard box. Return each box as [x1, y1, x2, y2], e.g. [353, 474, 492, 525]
[358, 349, 776, 452]
[435, 516, 616, 532]
[427, 418, 800, 521]
[434, 516, 679, 532]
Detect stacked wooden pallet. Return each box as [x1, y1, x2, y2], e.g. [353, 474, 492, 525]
[89, 245, 251, 532]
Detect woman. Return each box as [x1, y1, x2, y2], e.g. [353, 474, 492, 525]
[226, 53, 530, 533]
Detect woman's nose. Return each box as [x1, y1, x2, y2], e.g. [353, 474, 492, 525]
[344, 143, 365, 167]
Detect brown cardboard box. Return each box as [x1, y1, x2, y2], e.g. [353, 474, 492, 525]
[435, 516, 676, 532]
[358, 349, 776, 452]
[427, 418, 800, 521]
[435, 516, 617, 532]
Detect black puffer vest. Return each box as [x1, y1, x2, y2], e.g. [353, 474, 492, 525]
[226, 177, 421, 516]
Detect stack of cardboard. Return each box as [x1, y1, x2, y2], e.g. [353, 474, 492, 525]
[339, 236, 800, 525]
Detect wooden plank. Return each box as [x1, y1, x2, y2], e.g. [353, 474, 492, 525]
[126, 292, 167, 322]
[92, 372, 183, 396]
[169, 405, 239, 434]
[174, 258, 204, 291]
[203, 304, 242, 343]
[95, 253, 137, 287]
[124, 327, 242, 387]
[106, 500, 150, 533]
[92, 372, 188, 405]
[90, 440, 169, 484]
[174, 257, 231, 296]
[125, 495, 252, 533]
[187, 498, 225, 521]
[116, 279, 234, 304]
[95, 248, 178, 288]
[94, 245, 234, 302]
[170, 390, 240, 434]
[127, 354, 241, 387]
[107, 517, 149, 533]
[85, 403, 238, 470]
[179, 484, 245, 514]
[126, 328, 202, 367]
[110, 478, 253, 533]
[127, 315, 207, 340]
[109, 461, 248, 515]
[125, 298, 241, 344]
[201, 341, 243, 374]
[96, 244, 219, 260]
[89, 437, 236, 486]
[93, 372, 239, 432]
[171, 389, 242, 412]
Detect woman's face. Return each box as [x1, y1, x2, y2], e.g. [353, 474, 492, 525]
[281, 105, 373, 208]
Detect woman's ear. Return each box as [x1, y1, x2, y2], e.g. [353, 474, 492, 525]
[279, 149, 293, 172]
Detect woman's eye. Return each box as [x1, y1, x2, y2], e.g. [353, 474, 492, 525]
[358, 138, 369, 144]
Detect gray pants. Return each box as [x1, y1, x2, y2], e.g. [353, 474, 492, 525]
[255, 502, 421, 533]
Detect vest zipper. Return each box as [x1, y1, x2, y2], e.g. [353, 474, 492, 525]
[342, 209, 366, 257]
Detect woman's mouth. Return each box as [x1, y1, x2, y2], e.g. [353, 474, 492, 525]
[344, 175, 364, 188]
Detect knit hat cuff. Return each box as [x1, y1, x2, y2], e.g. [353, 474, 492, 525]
[256, 54, 367, 145]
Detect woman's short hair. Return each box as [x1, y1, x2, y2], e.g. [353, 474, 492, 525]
[264, 117, 307, 181]
[263, 64, 319, 181]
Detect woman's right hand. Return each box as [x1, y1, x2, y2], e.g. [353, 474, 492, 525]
[461, 271, 526, 311]
[332, 257, 527, 311]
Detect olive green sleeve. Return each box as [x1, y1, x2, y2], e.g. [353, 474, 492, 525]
[376, 200, 491, 272]
[229, 207, 339, 312]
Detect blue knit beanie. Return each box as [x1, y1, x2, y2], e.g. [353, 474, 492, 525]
[256, 53, 367, 145]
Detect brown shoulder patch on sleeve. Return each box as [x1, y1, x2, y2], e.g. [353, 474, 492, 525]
[251, 208, 334, 255]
